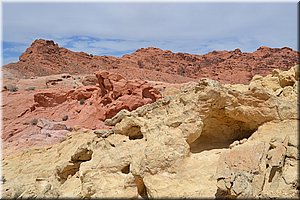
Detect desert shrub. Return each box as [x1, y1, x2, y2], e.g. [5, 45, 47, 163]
[31, 118, 38, 126]
[25, 86, 36, 91]
[62, 115, 69, 121]
[137, 60, 144, 68]
[8, 85, 18, 92]
[178, 66, 186, 76]
[79, 98, 85, 105]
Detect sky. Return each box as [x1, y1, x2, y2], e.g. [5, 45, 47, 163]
[2, 2, 298, 65]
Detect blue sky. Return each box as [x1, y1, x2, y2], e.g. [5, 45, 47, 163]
[2, 2, 298, 65]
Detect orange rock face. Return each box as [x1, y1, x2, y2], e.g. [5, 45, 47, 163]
[94, 70, 161, 120]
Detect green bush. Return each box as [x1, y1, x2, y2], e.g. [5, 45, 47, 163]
[26, 86, 36, 91]
[31, 118, 38, 126]
[79, 98, 85, 105]
[8, 85, 18, 92]
[62, 115, 69, 121]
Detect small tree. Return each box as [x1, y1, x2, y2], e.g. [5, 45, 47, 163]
[178, 66, 186, 76]
[31, 118, 38, 126]
[62, 115, 69, 121]
[8, 85, 18, 92]
[79, 98, 85, 105]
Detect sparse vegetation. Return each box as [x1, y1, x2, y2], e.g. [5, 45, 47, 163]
[7, 85, 18, 92]
[25, 86, 36, 91]
[178, 66, 186, 76]
[137, 60, 144, 68]
[79, 98, 85, 105]
[31, 118, 38, 126]
[62, 115, 69, 121]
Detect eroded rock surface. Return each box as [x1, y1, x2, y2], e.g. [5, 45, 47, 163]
[2, 71, 161, 155]
[215, 120, 298, 198]
[2, 66, 298, 198]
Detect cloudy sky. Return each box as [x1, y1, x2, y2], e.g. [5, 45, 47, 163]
[2, 2, 298, 65]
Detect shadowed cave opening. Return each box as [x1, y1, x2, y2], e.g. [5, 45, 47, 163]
[189, 116, 259, 153]
[56, 148, 93, 183]
[121, 164, 130, 174]
[215, 188, 237, 199]
[128, 126, 144, 140]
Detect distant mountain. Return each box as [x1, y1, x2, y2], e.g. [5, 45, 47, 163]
[3, 39, 299, 84]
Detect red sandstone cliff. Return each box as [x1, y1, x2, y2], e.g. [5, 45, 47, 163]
[3, 39, 299, 84]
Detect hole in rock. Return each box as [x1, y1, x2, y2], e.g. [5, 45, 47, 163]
[121, 164, 130, 174]
[189, 116, 258, 153]
[142, 87, 156, 102]
[128, 126, 144, 140]
[129, 134, 143, 140]
[57, 148, 93, 183]
[134, 175, 148, 199]
[56, 162, 81, 184]
[215, 188, 236, 199]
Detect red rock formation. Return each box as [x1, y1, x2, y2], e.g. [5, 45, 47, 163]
[2, 71, 161, 153]
[124, 46, 299, 83]
[3, 39, 299, 84]
[94, 70, 161, 120]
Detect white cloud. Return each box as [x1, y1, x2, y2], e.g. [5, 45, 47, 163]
[2, 2, 298, 62]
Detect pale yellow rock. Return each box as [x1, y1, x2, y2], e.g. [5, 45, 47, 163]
[272, 67, 296, 87]
[163, 86, 181, 97]
[249, 66, 297, 97]
[216, 120, 298, 198]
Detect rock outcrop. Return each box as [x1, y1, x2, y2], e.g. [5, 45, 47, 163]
[31, 70, 161, 121]
[215, 120, 298, 198]
[94, 70, 161, 120]
[2, 71, 161, 155]
[2, 66, 298, 198]
[3, 39, 299, 84]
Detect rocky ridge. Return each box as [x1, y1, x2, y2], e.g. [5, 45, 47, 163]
[3, 39, 299, 84]
[2, 66, 298, 198]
